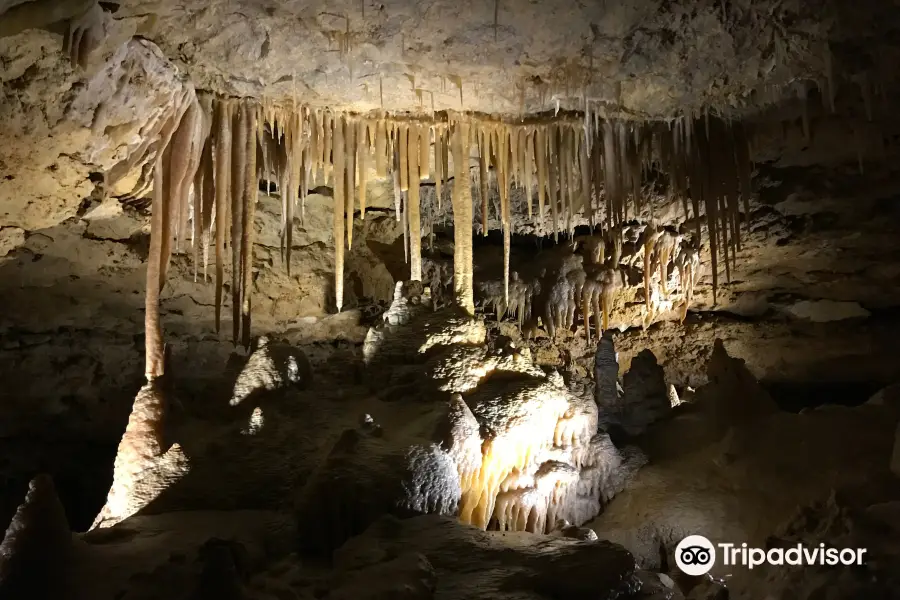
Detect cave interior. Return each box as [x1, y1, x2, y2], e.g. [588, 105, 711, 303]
[2, 1, 900, 599]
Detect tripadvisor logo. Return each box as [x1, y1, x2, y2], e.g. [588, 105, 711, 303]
[675, 535, 868, 576]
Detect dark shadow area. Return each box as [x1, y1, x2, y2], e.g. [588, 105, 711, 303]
[763, 381, 882, 412]
[0, 436, 117, 533]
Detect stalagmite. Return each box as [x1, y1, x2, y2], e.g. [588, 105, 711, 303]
[451, 117, 475, 315]
[408, 124, 423, 281]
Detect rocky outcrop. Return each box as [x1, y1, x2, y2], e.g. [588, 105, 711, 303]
[0, 475, 72, 599]
[741, 491, 900, 599]
[617, 349, 670, 436]
[301, 292, 644, 552]
[230, 336, 312, 408]
[585, 345, 900, 598]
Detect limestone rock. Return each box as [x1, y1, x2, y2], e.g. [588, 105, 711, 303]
[230, 336, 312, 407]
[92, 380, 190, 530]
[334, 515, 638, 600]
[297, 307, 642, 554]
[0, 474, 72, 600]
[586, 340, 900, 598]
[595, 333, 620, 411]
[741, 490, 900, 599]
[619, 349, 670, 436]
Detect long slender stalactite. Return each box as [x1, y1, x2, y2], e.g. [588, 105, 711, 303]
[240, 102, 258, 349]
[451, 117, 475, 315]
[408, 124, 423, 281]
[333, 112, 346, 312]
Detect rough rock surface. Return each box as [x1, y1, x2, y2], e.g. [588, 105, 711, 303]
[98, 0, 856, 118]
[0, 475, 72, 599]
[585, 344, 900, 598]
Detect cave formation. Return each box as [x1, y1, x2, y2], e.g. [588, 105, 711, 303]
[3, 1, 900, 599]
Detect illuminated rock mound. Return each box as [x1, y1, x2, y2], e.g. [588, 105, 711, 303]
[90, 378, 189, 530]
[296, 284, 644, 551]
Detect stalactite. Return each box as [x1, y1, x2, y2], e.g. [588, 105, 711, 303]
[536, 126, 547, 223]
[578, 133, 591, 227]
[391, 147, 403, 224]
[408, 124, 423, 281]
[198, 133, 215, 282]
[451, 117, 475, 315]
[345, 117, 356, 250]
[399, 123, 410, 192]
[602, 121, 618, 230]
[136, 96, 778, 353]
[642, 224, 659, 312]
[478, 128, 490, 236]
[230, 102, 247, 345]
[402, 193, 409, 264]
[145, 153, 167, 380]
[213, 100, 232, 334]
[547, 127, 559, 241]
[419, 125, 431, 180]
[370, 118, 385, 178]
[160, 97, 199, 284]
[441, 127, 450, 202]
[333, 113, 346, 312]
[286, 109, 304, 274]
[565, 127, 577, 237]
[524, 129, 534, 219]
[600, 268, 621, 332]
[733, 122, 753, 223]
[434, 125, 444, 212]
[358, 119, 369, 220]
[323, 112, 334, 182]
[500, 127, 511, 306]
[239, 101, 258, 349]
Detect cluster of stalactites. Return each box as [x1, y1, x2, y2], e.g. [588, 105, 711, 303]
[139, 97, 756, 373]
[143, 90, 261, 379]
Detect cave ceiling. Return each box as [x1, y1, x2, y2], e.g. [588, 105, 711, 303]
[6, 0, 886, 118]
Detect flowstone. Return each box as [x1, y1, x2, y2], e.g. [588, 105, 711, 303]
[300, 283, 644, 552]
